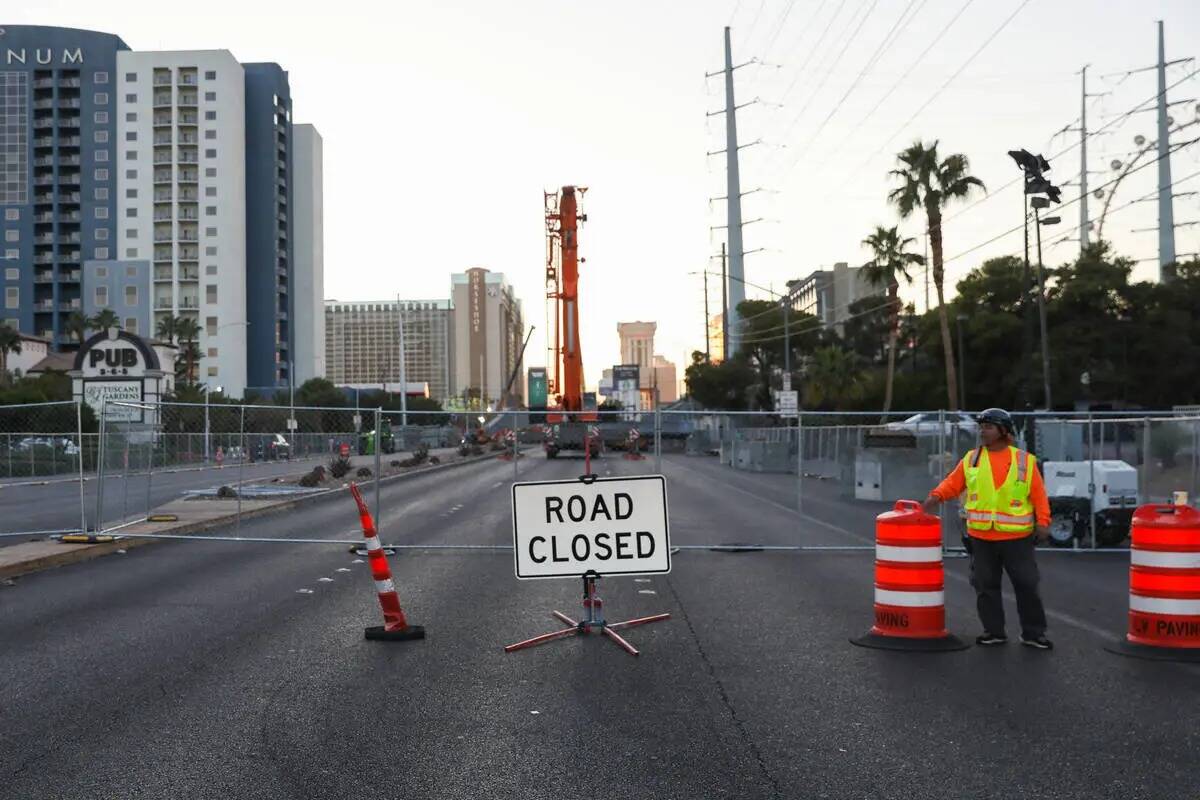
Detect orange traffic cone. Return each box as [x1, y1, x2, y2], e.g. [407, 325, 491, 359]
[851, 500, 967, 652]
[348, 483, 425, 642]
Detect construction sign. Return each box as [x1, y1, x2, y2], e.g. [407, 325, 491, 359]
[511, 475, 671, 579]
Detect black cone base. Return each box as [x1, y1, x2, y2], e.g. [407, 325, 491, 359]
[850, 631, 970, 652]
[1104, 639, 1200, 663]
[365, 624, 426, 642]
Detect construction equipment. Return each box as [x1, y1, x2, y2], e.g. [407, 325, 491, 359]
[543, 185, 600, 459]
[1043, 460, 1139, 546]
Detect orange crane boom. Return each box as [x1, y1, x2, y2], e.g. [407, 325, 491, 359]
[545, 185, 589, 417]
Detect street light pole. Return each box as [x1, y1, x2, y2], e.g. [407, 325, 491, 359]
[1034, 205, 1057, 409]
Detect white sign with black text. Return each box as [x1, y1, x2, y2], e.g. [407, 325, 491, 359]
[511, 475, 671, 579]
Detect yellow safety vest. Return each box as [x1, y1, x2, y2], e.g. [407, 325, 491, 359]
[962, 446, 1035, 538]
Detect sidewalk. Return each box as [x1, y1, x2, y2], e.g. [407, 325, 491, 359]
[0, 447, 508, 580]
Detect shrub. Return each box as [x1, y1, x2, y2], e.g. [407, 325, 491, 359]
[216, 485, 238, 499]
[298, 470, 321, 488]
[429, 455, 440, 465]
[356, 466, 373, 478]
[329, 456, 352, 479]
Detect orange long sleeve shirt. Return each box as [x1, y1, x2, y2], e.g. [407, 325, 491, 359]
[930, 448, 1051, 528]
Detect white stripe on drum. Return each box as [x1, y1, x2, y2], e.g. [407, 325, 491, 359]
[1131, 550, 1200, 569]
[874, 588, 945, 608]
[1130, 595, 1200, 615]
[876, 545, 943, 563]
[374, 578, 396, 595]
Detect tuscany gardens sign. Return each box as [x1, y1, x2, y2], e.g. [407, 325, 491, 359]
[71, 329, 171, 424]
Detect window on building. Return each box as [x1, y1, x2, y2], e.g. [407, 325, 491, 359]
[125, 169, 136, 179]
[125, 131, 136, 142]
[205, 186, 216, 197]
[5, 268, 17, 280]
[205, 265, 217, 275]
[204, 91, 215, 102]
[95, 168, 109, 181]
[94, 130, 109, 143]
[4, 249, 17, 259]
[94, 247, 109, 259]
[125, 285, 137, 305]
[204, 110, 216, 121]
[126, 188, 137, 198]
[207, 347, 217, 358]
[126, 207, 137, 218]
[205, 206, 216, 216]
[126, 229, 137, 239]
[204, 71, 216, 80]
[95, 150, 109, 162]
[206, 285, 217, 304]
[125, 150, 137, 161]
[125, 93, 136, 103]
[204, 129, 216, 140]
[125, 72, 137, 82]
[125, 266, 137, 277]
[205, 246, 217, 256]
[4, 287, 17, 309]
[94, 92, 109, 105]
[4, 209, 17, 221]
[206, 316, 217, 336]
[95, 229, 109, 240]
[4, 230, 18, 242]
[94, 286, 108, 306]
[126, 248, 137, 258]
[205, 167, 216, 178]
[95, 267, 108, 278]
[207, 366, 218, 377]
[204, 148, 216, 159]
[205, 227, 217, 237]
[125, 112, 136, 122]
[124, 317, 137, 334]
[95, 187, 109, 200]
[94, 71, 109, 84]
[94, 111, 109, 125]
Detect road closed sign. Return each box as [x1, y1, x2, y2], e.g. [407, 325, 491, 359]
[511, 475, 671, 579]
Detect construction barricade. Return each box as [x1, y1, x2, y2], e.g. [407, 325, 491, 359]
[1107, 503, 1200, 662]
[852, 499, 968, 652]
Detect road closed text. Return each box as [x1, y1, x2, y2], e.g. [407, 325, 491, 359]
[512, 476, 671, 579]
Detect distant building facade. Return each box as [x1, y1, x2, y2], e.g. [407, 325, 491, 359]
[785, 262, 874, 334]
[324, 299, 452, 402]
[82, 258, 150, 336]
[451, 268, 524, 407]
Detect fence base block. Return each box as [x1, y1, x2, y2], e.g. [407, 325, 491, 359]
[59, 534, 116, 544]
[850, 632, 969, 652]
[1104, 640, 1200, 663]
[365, 624, 426, 642]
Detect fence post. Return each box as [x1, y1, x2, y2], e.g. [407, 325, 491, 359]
[94, 399, 107, 533]
[796, 412, 804, 514]
[76, 400, 86, 534]
[145, 404, 156, 522]
[121, 435, 130, 524]
[374, 407, 382, 525]
[1088, 412, 1096, 549]
[1141, 416, 1151, 504]
[654, 405, 662, 473]
[236, 405, 245, 534]
[6, 432, 11, 478]
[512, 421, 519, 481]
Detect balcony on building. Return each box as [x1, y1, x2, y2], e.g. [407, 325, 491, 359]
[153, 227, 173, 243]
[177, 167, 198, 183]
[177, 111, 198, 125]
[177, 131, 198, 145]
[59, 154, 81, 167]
[153, 152, 172, 165]
[59, 76, 81, 88]
[153, 132, 172, 146]
[178, 93, 198, 107]
[33, 232, 54, 245]
[34, 253, 54, 265]
[59, 135, 80, 148]
[153, 113, 172, 128]
[57, 98, 81, 110]
[33, 271, 54, 284]
[154, 298, 174, 310]
[179, 266, 199, 281]
[32, 155, 54, 168]
[60, 250, 80, 263]
[153, 207, 173, 222]
[177, 70, 197, 86]
[154, 171, 172, 186]
[33, 174, 55, 187]
[60, 210, 81, 223]
[178, 207, 198, 222]
[33, 211, 54, 224]
[35, 299, 54, 312]
[58, 192, 81, 204]
[178, 150, 198, 165]
[57, 114, 80, 129]
[153, 93, 172, 108]
[154, 267, 173, 282]
[153, 72, 172, 87]
[57, 233, 80, 245]
[179, 247, 198, 261]
[179, 188, 198, 201]
[179, 296, 199, 310]
[58, 172, 81, 186]
[33, 98, 54, 111]
[33, 135, 54, 148]
[153, 248, 172, 263]
[32, 77, 54, 90]
[34, 114, 54, 130]
[59, 300, 81, 312]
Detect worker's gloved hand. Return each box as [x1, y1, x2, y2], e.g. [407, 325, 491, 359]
[1034, 525, 1051, 543]
[921, 496, 940, 515]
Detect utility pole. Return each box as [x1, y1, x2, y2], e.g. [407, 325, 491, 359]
[1033, 202, 1056, 410]
[1080, 65, 1090, 251]
[1156, 20, 1177, 279]
[720, 243, 729, 360]
[1022, 195, 1035, 409]
[722, 27, 746, 354]
[702, 268, 711, 361]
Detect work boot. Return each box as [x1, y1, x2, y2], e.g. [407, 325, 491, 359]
[975, 632, 1008, 646]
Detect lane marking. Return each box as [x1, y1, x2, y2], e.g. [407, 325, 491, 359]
[335, 568, 351, 573]
[634, 578, 652, 583]
[318, 577, 333, 583]
[638, 589, 657, 595]
[296, 589, 313, 594]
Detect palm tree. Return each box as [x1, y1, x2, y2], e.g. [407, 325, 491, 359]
[803, 346, 865, 410]
[0, 323, 21, 387]
[861, 225, 924, 421]
[155, 313, 179, 345]
[887, 140, 985, 410]
[175, 316, 201, 384]
[64, 311, 90, 345]
[90, 308, 120, 333]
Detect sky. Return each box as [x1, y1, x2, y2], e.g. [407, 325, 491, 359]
[11, 0, 1200, 390]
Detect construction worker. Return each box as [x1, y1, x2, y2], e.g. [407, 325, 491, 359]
[922, 408, 1053, 650]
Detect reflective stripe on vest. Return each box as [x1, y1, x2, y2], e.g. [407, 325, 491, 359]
[962, 446, 1035, 533]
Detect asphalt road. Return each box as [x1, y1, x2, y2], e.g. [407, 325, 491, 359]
[1, 451, 1196, 799]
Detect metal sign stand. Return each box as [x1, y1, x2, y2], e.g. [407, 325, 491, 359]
[504, 445, 671, 656]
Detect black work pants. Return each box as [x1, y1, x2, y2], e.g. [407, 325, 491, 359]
[968, 534, 1047, 638]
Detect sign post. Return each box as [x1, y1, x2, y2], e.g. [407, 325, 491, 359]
[504, 473, 672, 656]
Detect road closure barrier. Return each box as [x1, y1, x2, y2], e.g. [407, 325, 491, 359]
[348, 482, 425, 642]
[851, 499, 968, 652]
[1106, 503, 1200, 662]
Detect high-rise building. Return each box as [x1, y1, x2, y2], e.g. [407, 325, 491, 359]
[292, 123, 323, 384]
[243, 63, 292, 391]
[618, 320, 655, 385]
[707, 312, 724, 363]
[0, 27, 130, 343]
[324, 299, 452, 402]
[116, 49, 249, 395]
[786, 262, 874, 334]
[0, 27, 321, 400]
[652, 354, 678, 404]
[451, 268, 524, 408]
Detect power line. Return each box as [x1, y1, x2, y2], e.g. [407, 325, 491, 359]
[765, 0, 851, 119]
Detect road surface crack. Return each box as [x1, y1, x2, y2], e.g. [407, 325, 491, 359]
[664, 575, 784, 800]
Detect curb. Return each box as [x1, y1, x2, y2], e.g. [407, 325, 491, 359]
[0, 450, 506, 580]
